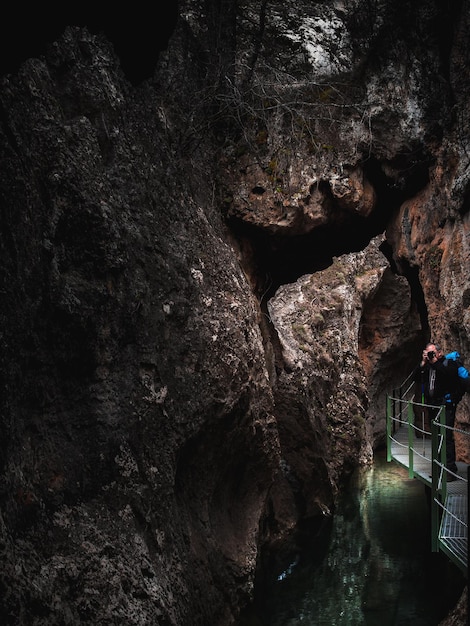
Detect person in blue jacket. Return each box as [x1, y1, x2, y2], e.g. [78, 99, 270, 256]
[414, 343, 470, 477]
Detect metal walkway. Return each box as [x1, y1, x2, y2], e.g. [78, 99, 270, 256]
[387, 390, 469, 576]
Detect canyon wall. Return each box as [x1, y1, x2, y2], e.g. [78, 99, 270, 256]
[0, 0, 469, 624]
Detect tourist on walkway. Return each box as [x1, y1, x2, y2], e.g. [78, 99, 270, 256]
[413, 342, 469, 477]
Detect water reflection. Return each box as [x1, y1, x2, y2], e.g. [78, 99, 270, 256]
[242, 450, 464, 625]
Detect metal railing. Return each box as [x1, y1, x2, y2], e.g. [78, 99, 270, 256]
[386, 381, 469, 577]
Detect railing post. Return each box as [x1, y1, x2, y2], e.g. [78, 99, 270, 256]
[407, 401, 414, 478]
[467, 465, 469, 625]
[386, 394, 392, 462]
[399, 385, 404, 438]
[437, 406, 449, 501]
[431, 413, 439, 552]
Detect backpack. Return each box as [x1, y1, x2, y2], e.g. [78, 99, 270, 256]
[443, 351, 470, 403]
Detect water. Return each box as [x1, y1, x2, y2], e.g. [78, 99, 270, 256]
[240, 450, 465, 625]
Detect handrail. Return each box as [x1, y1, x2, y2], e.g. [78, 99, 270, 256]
[387, 395, 446, 477]
[386, 391, 469, 576]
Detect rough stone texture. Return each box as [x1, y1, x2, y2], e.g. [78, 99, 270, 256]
[268, 236, 423, 467]
[0, 0, 469, 624]
[440, 588, 469, 626]
[0, 28, 281, 625]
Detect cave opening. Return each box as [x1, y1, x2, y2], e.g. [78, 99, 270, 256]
[228, 213, 384, 300]
[227, 151, 433, 302]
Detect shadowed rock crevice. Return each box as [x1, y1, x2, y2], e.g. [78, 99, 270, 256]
[227, 149, 432, 301]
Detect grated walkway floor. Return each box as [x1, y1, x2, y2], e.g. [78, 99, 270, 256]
[440, 492, 467, 567]
[389, 423, 468, 573]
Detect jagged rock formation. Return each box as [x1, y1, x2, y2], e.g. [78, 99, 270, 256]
[0, 1, 469, 624]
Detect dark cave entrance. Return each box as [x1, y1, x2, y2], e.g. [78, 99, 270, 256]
[228, 212, 385, 301]
[227, 153, 433, 305]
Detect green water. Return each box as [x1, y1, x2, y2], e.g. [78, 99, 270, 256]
[241, 450, 465, 625]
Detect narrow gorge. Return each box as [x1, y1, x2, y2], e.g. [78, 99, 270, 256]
[1, 1, 469, 624]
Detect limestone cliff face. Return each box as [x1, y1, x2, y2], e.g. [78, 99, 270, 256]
[0, 0, 469, 624]
[0, 29, 281, 625]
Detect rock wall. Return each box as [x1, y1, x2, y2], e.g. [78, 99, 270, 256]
[0, 0, 469, 624]
[0, 28, 281, 625]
